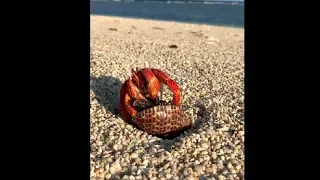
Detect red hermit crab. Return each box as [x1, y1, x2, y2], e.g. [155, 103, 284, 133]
[119, 68, 192, 137]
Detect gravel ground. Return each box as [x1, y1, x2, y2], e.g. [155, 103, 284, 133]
[90, 15, 244, 180]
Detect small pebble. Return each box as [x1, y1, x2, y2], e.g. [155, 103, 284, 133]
[109, 160, 121, 175]
[200, 142, 209, 149]
[130, 153, 139, 159]
[218, 126, 229, 132]
[105, 173, 111, 179]
[218, 175, 226, 180]
[235, 165, 241, 171]
[96, 140, 102, 146]
[195, 165, 203, 173]
[214, 143, 221, 150]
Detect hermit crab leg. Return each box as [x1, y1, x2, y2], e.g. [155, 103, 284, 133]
[127, 79, 146, 100]
[150, 69, 181, 106]
[119, 80, 134, 122]
[123, 93, 137, 117]
[131, 68, 147, 92]
[120, 78, 147, 121]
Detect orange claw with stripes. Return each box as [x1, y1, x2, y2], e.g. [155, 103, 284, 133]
[119, 68, 181, 122]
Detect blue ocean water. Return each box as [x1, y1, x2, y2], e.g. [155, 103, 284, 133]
[90, 0, 244, 28]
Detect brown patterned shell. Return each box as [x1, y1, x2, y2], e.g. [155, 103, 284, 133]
[132, 104, 192, 136]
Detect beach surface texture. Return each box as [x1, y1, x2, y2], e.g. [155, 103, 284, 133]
[90, 15, 244, 180]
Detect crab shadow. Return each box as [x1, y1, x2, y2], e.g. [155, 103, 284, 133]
[90, 76, 122, 116]
[90, 75, 141, 128]
[90, 75, 211, 152]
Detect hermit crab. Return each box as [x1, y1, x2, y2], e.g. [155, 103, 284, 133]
[119, 68, 192, 137]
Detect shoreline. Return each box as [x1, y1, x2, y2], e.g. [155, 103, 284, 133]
[90, 14, 244, 29]
[90, 15, 244, 44]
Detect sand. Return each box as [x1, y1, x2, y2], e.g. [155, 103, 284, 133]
[90, 15, 244, 180]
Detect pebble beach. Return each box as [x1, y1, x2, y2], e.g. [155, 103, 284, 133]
[90, 15, 244, 180]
